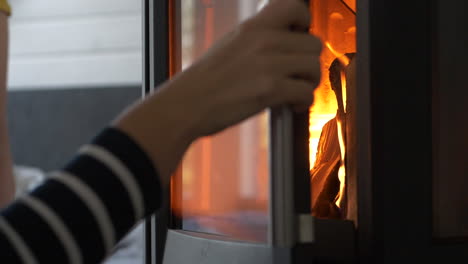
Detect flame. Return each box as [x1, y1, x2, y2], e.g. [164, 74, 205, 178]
[341, 70, 347, 113]
[309, 0, 356, 216]
[309, 112, 336, 168]
[335, 71, 347, 208]
[308, 43, 339, 168]
[326, 42, 350, 67]
[308, 43, 351, 169]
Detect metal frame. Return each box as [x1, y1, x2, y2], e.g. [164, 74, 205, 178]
[269, 0, 313, 249]
[143, 0, 171, 263]
[357, 0, 468, 262]
[269, 107, 298, 247]
[269, 108, 313, 247]
[358, 0, 435, 262]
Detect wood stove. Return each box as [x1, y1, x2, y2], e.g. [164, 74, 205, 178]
[142, 0, 468, 263]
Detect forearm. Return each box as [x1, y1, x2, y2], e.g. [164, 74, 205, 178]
[113, 77, 200, 188]
[0, 11, 14, 208]
[0, 128, 162, 263]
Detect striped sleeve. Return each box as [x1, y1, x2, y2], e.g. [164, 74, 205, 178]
[0, 128, 162, 263]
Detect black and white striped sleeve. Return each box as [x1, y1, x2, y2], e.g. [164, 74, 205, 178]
[0, 128, 162, 263]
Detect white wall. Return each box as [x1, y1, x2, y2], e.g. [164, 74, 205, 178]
[8, 0, 142, 90]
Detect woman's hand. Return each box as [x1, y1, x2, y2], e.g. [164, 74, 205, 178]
[161, 0, 321, 137]
[115, 0, 322, 183]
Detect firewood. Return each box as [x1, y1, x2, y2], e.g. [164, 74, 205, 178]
[310, 54, 356, 219]
[310, 118, 342, 219]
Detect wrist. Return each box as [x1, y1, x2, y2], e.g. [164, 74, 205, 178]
[113, 86, 198, 187]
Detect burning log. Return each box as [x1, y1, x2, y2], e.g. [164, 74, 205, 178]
[311, 53, 355, 219]
[311, 118, 342, 219]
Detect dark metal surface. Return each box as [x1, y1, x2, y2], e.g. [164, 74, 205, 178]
[432, 0, 468, 241]
[143, 0, 171, 264]
[293, 112, 312, 215]
[355, 0, 468, 262]
[430, 0, 468, 254]
[355, 0, 373, 262]
[363, 0, 434, 261]
[142, 0, 151, 262]
[371, 0, 433, 261]
[153, 0, 170, 259]
[151, 1, 170, 90]
[311, 219, 356, 263]
[356, 0, 466, 262]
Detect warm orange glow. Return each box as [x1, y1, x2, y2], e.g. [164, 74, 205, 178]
[335, 72, 347, 208]
[171, 3, 270, 237]
[342, 0, 356, 12]
[309, 112, 336, 168]
[200, 138, 212, 211]
[172, 1, 356, 225]
[341, 70, 347, 113]
[308, 0, 356, 170]
[309, 0, 355, 215]
[326, 42, 350, 67]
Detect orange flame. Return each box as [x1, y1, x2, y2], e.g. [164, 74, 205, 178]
[335, 71, 347, 208]
[326, 42, 350, 67]
[341, 70, 347, 113]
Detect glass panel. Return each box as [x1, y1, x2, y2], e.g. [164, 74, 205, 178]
[341, 0, 356, 13]
[172, 0, 268, 243]
[433, 2, 468, 238]
[309, 0, 356, 219]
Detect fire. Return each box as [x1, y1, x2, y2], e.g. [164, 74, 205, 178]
[335, 70, 347, 208]
[309, 112, 336, 168]
[308, 43, 351, 170]
[341, 70, 347, 113]
[326, 42, 350, 67]
[309, 0, 355, 216]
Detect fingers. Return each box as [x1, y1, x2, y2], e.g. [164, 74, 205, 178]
[258, 32, 322, 54]
[270, 78, 316, 111]
[253, 0, 310, 30]
[267, 54, 321, 84]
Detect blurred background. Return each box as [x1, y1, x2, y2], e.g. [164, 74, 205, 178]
[6, 0, 143, 263]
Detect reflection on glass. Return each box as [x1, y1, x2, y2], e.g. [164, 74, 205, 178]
[172, 0, 268, 243]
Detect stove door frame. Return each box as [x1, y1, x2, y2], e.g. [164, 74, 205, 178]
[143, 0, 468, 263]
[142, 0, 171, 263]
[142, 0, 334, 263]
